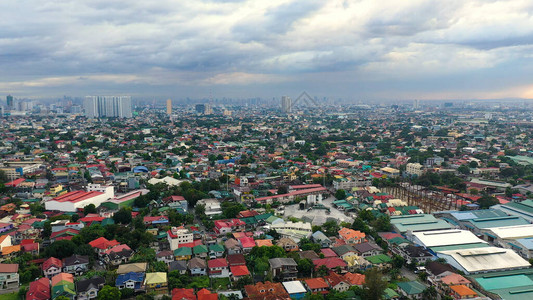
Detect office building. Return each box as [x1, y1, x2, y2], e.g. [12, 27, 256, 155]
[195, 104, 212, 115]
[205, 104, 213, 115]
[281, 96, 292, 113]
[166, 99, 172, 115]
[6, 95, 13, 110]
[83, 96, 132, 118]
[195, 104, 205, 114]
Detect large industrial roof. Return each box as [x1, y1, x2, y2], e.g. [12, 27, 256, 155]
[390, 214, 451, 233]
[51, 190, 103, 203]
[437, 247, 530, 274]
[488, 224, 533, 240]
[412, 229, 486, 248]
[471, 269, 533, 300]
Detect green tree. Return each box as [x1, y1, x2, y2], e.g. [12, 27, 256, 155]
[221, 202, 246, 219]
[321, 220, 340, 237]
[299, 237, 320, 252]
[113, 208, 132, 224]
[120, 288, 134, 299]
[334, 189, 346, 200]
[363, 268, 387, 300]
[277, 185, 289, 195]
[373, 215, 391, 232]
[18, 286, 28, 299]
[458, 164, 470, 175]
[317, 265, 329, 277]
[84, 204, 97, 215]
[477, 195, 499, 209]
[44, 239, 77, 259]
[43, 220, 52, 238]
[297, 258, 314, 277]
[98, 285, 121, 300]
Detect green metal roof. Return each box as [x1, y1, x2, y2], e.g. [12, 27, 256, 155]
[390, 214, 451, 233]
[430, 242, 489, 252]
[174, 247, 192, 256]
[472, 269, 533, 300]
[193, 244, 208, 254]
[101, 218, 115, 226]
[384, 288, 399, 299]
[504, 200, 533, 216]
[240, 217, 256, 225]
[366, 254, 392, 264]
[467, 215, 529, 229]
[255, 213, 273, 221]
[397, 281, 426, 295]
[388, 236, 411, 245]
[209, 244, 224, 252]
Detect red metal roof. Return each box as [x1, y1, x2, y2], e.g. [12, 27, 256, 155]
[51, 190, 104, 203]
[230, 265, 250, 277]
[5, 178, 25, 187]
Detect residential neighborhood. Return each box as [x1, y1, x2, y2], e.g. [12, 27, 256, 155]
[1, 103, 533, 299]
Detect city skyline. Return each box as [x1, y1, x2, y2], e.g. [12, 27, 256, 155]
[2, 1, 533, 101]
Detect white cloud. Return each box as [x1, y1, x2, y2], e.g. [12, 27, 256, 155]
[1, 0, 533, 99]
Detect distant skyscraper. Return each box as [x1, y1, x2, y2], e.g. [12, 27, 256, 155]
[6, 95, 13, 110]
[204, 104, 213, 115]
[166, 99, 172, 115]
[281, 96, 292, 113]
[195, 104, 206, 114]
[195, 103, 212, 115]
[413, 99, 420, 109]
[84, 96, 132, 118]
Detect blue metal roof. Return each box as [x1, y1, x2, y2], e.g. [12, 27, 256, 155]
[116, 272, 144, 285]
[516, 237, 533, 250]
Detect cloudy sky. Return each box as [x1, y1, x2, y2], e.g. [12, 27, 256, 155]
[2, 0, 533, 101]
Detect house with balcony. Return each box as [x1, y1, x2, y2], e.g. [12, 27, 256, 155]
[43, 257, 62, 279]
[116, 272, 145, 291]
[174, 247, 192, 261]
[338, 227, 365, 245]
[0, 264, 18, 290]
[188, 257, 207, 276]
[208, 258, 229, 278]
[208, 244, 225, 259]
[144, 272, 168, 294]
[167, 227, 194, 251]
[51, 273, 75, 300]
[76, 276, 104, 300]
[62, 254, 89, 276]
[311, 231, 332, 248]
[269, 258, 298, 281]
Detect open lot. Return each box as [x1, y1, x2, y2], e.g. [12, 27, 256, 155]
[283, 196, 354, 225]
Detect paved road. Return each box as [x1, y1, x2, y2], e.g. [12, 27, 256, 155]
[400, 266, 418, 281]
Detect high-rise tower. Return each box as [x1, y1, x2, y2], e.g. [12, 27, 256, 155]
[6, 95, 13, 110]
[281, 96, 292, 113]
[166, 99, 172, 115]
[83, 96, 132, 118]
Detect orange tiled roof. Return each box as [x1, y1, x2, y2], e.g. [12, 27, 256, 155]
[450, 285, 477, 297]
[441, 273, 471, 286]
[344, 272, 365, 286]
[255, 239, 274, 247]
[338, 227, 365, 241]
[1, 245, 20, 256]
